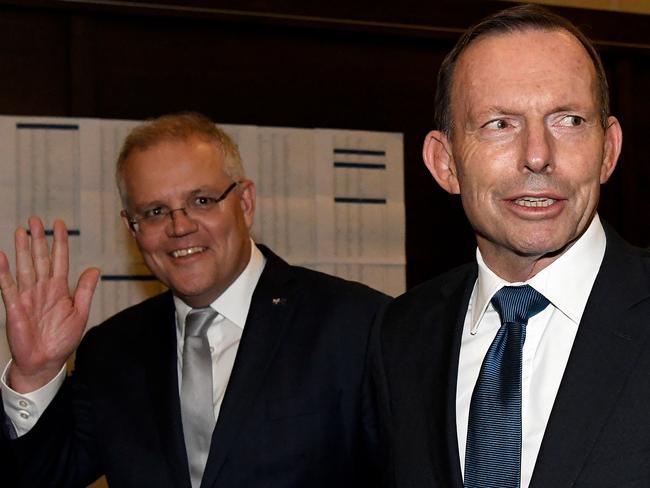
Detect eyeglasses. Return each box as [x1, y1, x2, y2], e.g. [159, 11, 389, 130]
[122, 181, 239, 233]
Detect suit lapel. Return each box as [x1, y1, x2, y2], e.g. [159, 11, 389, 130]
[439, 267, 476, 488]
[530, 230, 650, 487]
[201, 246, 296, 487]
[401, 265, 475, 488]
[143, 292, 192, 488]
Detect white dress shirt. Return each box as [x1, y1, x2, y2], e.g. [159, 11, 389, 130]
[174, 242, 265, 420]
[2, 240, 266, 437]
[456, 215, 606, 488]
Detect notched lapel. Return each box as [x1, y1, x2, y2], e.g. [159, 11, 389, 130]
[200, 247, 297, 487]
[531, 234, 650, 487]
[397, 265, 475, 488]
[143, 293, 192, 488]
[439, 269, 476, 488]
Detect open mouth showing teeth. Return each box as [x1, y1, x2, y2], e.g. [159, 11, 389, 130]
[171, 247, 205, 258]
[514, 197, 556, 208]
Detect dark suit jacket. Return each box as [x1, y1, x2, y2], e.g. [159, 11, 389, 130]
[371, 227, 650, 488]
[2, 245, 389, 488]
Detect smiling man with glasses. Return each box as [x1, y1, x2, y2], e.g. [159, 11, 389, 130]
[0, 112, 389, 488]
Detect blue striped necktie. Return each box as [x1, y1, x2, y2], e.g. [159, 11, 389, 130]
[464, 285, 549, 488]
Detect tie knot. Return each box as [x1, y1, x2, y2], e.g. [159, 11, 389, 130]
[185, 307, 218, 338]
[491, 285, 549, 325]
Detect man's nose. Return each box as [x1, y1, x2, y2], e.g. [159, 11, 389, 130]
[167, 207, 198, 236]
[522, 121, 552, 173]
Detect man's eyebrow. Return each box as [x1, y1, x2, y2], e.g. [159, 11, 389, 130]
[471, 106, 520, 120]
[552, 105, 575, 112]
[471, 103, 593, 120]
[132, 191, 197, 209]
[131, 198, 167, 210]
[548, 104, 593, 114]
[140, 188, 211, 204]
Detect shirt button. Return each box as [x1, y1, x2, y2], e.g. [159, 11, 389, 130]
[19, 411, 29, 420]
[209, 346, 215, 353]
[18, 400, 28, 408]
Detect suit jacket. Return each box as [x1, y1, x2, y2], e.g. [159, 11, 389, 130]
[2, 245, 389, 488]
[371, 227, 650, 488]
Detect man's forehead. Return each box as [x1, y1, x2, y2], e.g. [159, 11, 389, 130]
[450, 28, 598, 114]
[124, 138, 227, 191]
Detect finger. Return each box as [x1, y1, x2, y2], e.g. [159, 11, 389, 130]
[28, 216, 51, 282]
[0, 251, 18, 302]
[72, 267, 100, 321]
[51, 219, 69, 280]
[0, 251, 24, 325]
[15, 226, 35, 291]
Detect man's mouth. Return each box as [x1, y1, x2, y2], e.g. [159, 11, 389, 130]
[513, 196, 556, 208]
[171, 246, 206, 258]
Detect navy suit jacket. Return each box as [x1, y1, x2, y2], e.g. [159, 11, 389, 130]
[371, 227, 650, 488]
[2, 245, 389, 487]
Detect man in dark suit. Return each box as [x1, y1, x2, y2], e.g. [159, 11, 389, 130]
[0, 112, 388, 487]
[371, 5, 650, 488]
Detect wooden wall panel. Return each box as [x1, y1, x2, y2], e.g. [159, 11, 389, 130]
[0, 9, 69, 114]
[0, 0, 647, 287]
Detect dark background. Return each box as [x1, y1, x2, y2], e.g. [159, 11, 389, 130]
[1, 0, 648, 288]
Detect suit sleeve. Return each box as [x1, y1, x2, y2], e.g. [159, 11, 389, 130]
[2, 337, 104, 488]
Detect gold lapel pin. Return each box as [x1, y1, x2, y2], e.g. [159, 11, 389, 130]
[272, 297, 287, 306]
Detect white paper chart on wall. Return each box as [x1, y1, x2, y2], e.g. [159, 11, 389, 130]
[0, 116, 405, 365]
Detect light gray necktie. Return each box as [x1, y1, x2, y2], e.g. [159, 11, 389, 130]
[181, 307, 218, 488]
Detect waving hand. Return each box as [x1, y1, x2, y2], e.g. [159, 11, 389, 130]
[0, 217, 100, 393]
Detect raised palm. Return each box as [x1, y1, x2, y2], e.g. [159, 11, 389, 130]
[0, 217, 99, 393]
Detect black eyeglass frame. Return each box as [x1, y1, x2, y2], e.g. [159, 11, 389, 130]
[121, 181, 239, 233]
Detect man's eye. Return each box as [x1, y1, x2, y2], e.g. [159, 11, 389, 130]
[483, 119, 509, 130]
[143, 207, 166, 219]
[559, 115, 585, 127]
[193, 196, 217, 207]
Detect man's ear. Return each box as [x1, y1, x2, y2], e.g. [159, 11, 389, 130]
[238, 179, 256, 229]
[423, 130, 460, 194]
[600, 116, 622, 184]
[120, 211, 137, 237]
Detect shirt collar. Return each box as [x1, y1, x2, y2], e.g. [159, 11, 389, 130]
[174, 239, 267, 333]
[470, 214, 606, 334]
